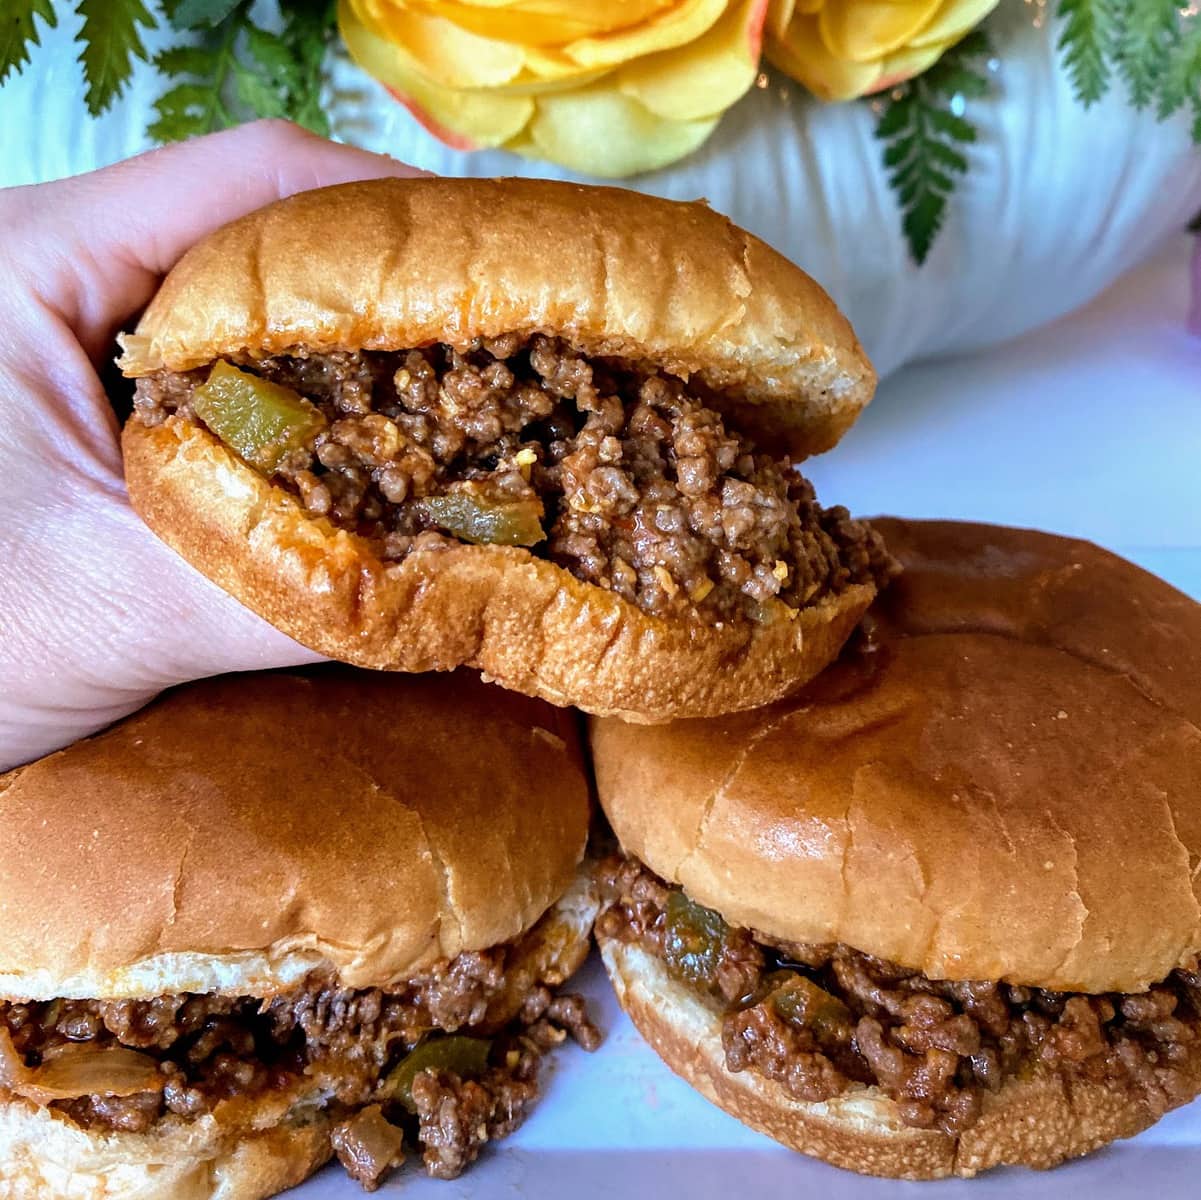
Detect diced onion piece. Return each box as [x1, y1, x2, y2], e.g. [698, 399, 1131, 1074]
[331, 1105, 406, 1189]
[0, 1029, 164, 1103]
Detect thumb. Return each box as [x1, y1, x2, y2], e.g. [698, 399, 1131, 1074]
[8, 120, 427, 363]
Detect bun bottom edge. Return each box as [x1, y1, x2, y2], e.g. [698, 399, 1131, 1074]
[121, 418, 874, 723]
[597, 935, 1199, 1179]
[0, 1091, 331, 1200]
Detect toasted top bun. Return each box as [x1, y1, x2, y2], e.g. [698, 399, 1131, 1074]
[116, 177, 875, 460]
[592, 519, 1201, 994]
[870, 516, 1201, 727]
[0, 668, 589, 1001]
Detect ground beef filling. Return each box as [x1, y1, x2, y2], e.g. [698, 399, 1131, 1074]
[132, 336, 896, 623]
[595, 855, 1201, 1136]
[0, 934, 600, 1191]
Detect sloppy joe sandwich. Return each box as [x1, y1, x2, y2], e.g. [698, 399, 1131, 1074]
[118, 178, 895, 723]
[0, 668, 599, 1198]
[592, 518, 1201, 1178]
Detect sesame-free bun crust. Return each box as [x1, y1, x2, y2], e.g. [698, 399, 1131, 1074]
[599, 938, 1201, 1179]
[0, 1091, 331, 1200]
[592, 519, 1201, 994]
[121, 418, 874, 723]
[116, 178, 875, 460]
[870, 516, 1201, 727]
[0, 667, 590, 1000]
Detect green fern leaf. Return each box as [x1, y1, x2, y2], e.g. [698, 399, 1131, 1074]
[76, 0, 158, 116]
[1156, 15, 1201, 124]
[0, 0, 57, 89]
[874, 33, 991, 264]
[1057, 0, 1117, 104]
[1113, 0, 1177, 105]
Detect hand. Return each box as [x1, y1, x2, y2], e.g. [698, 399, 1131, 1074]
[0, 120, 424, 771]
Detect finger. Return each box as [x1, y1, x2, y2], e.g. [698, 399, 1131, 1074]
[8, 120, 428, 361]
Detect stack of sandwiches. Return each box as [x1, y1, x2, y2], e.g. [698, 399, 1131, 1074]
[3, 179, 1198, 1196]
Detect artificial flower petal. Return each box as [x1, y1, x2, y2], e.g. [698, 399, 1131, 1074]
[618, 0, 766, 121]
[908, 0, 1000, 48]
[765, 0, 798, 37]
[768, 0, 999, 99]
[341, 0, 534, 145]
[818, 0, 943, 62]
[404, 0, 673, 46]
[765, 12, 882, 100]
[371, 6, 528, 88]
[871, 41, 944, 91]
[347, 0, 999, 175]
[486, 57, 614, 95]
[566, 0, 729, 70]
[515, 82, 720, 176]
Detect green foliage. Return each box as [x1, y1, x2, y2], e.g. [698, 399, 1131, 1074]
[874, 31, 992, 265]
[1057, 0, 1116, 103]
[277, 0, 337, 134]
[1115, 0, 1177, 105]
[874, 0, 1201, 262]
[0, 2, 334, 140]
[147, 1, 336, 142]
[76, 0, 158, 116]
[169, 0, 241, 27]
[1058, 0, 1201, 133]
[0, 0, 57, 89]
[1157, 18, 1201, 139]
[146, 13, 238, 140]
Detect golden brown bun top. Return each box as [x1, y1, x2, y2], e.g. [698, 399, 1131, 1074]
[592, 519, 1201, 994]
[0, 668, 589, 1000]
[116, 177, 874, 459]
[869, 517, 1201, 728]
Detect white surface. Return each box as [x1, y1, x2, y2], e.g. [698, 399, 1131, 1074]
[284, 239, 1201, 1196]
[806, 232, 1201, 598]
[2, 3, 1200, 375]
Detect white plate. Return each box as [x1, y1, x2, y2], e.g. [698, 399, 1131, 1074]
[289, 953, 1201, 1198]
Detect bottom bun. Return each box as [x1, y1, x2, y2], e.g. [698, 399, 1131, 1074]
[123, 418, 876, 724]
[598, 936, 1201, 1178]
[0, 1092, 330, 1200]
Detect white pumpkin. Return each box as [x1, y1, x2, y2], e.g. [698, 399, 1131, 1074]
[325, 3, 1201, 376]
[3, 3, 1197, 377]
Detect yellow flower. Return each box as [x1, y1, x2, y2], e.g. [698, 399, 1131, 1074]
[764, 0, 999, 102]
[339, 0, 770, 176]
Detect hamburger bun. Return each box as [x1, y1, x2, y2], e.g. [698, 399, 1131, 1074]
[591, 518, 1201, 1176]
[116, 179, 873, 459]
[0, 1092, 330, 1200]
[0, 666, 589, 999]
[600, 938, 1201, 1180]
[118, 178, 882, 724]
[0, 666, 596, 1198]
[869, 516, 1201, 727]
[1, 873, 599, 1200]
